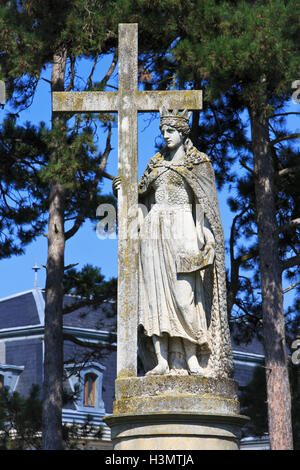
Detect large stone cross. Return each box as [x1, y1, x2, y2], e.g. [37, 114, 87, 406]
[52, 23, 202, 379]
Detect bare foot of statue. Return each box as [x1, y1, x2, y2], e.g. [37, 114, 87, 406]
[146, 358, 169, 376]
[186, 355, 205, 376]
[146, 335, 169, 375]
[183, 339, 205, 376]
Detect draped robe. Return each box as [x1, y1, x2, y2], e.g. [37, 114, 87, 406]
[137, 147, 233, 378]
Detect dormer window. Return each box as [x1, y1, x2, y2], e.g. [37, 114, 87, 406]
[0, 365, 24, 392]
[64, 362, 106, 422]
[84, 373, 97, 407]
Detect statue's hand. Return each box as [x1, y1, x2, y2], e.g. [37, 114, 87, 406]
[112, 176, 122, 197]
[201, 244, 215, 268]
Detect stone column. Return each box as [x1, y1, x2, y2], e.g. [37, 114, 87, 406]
[104, 376, 248, 450]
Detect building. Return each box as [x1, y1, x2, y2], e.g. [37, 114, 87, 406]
[0, 283, 269, 449]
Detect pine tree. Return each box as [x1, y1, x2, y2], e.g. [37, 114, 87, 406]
[0, 0, 126, 449]
[0, 384, 43, 450]
[0, 118, 48, 259]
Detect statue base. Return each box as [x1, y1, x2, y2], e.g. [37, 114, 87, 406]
[104, 376, 249, 450]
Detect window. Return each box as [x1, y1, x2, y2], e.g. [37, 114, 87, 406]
[84, 373, 97, 407]
[64, 362, 106, 421]
[0, 365, 24, 393]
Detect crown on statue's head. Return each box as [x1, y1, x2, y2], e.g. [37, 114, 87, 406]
[160, 106, 192, 123]
[159, 106, 192, 136]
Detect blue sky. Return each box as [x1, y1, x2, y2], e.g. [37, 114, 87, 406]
[0, 54, 298, 311]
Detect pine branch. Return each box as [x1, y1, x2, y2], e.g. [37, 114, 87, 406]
[230, 207, 250, 261]
[283, 281, 300, 294]
[64, 124, 112, 241]
[63, 333, 116, 350]
[42, 78, 52, 85]
[271, 133, 300, 146]
[64, 213, 85, 241]
[235, 298, 261, 321]
[64, 263, 79, 271]
[281, 255, 300, 272]
[269, 122, 287, 151]
[0, 185, 11, 210]
[101, 48, 118, 86]
[236, 250, 258, 263]
[66, 54, 76, 92]
[271, 112, 300, 119]
[86, 54, 99, 90]
[277, 218, 300, 234]
[105, 84, 118, 91]
[98, 122, 112, 174]
[239, 160, 257, 177]
[101, 171, 114, 181]
[227, 205, 252, 314]
[278, 166, 300, 177]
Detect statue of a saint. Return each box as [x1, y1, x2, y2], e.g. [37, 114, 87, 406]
[114, 108, 233, 379]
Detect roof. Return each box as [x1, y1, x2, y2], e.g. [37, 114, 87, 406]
[0, 290, 42, 329]
[0, 288, 116, 333]
[62, 295, 116, 332]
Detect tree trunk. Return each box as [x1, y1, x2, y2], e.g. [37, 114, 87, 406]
[42, 51, 67, 450]
[249, 104, 293, 450]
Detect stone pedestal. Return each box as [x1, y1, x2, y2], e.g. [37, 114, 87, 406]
[104, 376, 248, 450]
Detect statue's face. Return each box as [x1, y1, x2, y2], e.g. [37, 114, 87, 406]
[161, 125, 183, 150]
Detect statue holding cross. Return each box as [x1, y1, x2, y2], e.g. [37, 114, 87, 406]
[53, 23, 248, 451]
[114, 106, 233, 379]
[53, 23, 233, 381]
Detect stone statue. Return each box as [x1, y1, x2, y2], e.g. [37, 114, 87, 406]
[114, 108, 233, 379]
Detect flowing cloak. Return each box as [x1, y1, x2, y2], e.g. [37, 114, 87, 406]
[137, 148, 234, 379]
